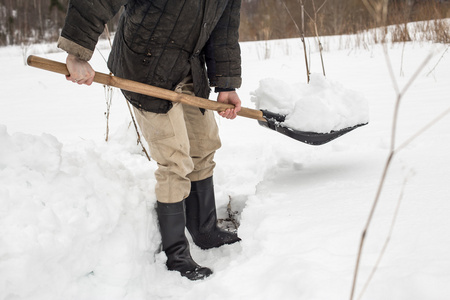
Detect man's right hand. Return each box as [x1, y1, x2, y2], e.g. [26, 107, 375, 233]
[65, 54, 95, 85]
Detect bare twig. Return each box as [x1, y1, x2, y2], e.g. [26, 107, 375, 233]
[349, 34, 437, 300]
[395, 106, 450, 154]
[384, 47, 433, 149]
[426, 46, 449, 77]
[360, 0, 389, 25]
[316, 0, 329, 14]
[360, 0, 378, 21]
[399, 52, 434, 98]
[104, 23, 113, 48]
[282, 0, 301, 36]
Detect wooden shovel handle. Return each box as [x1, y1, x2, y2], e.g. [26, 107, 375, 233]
[27, 55, 265, 121]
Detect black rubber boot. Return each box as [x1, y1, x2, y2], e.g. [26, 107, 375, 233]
[156, 200, 212, 280]
[185, 176, 241, 250]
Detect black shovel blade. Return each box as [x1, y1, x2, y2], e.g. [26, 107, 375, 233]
[258, 110, 367, 146]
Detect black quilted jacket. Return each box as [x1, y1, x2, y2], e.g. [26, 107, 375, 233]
[58, 0, 242, 113]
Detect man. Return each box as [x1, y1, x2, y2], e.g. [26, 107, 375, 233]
[58, 0, 243, 280]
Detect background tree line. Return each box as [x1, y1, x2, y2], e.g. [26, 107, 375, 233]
[240, 0, 450, 41]
[0, 0, 67, 45]
[0, 0, 449, 46]
[0, 0, 121, 46]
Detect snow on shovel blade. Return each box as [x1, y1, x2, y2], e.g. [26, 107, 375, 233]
[258, 110, 367, 146]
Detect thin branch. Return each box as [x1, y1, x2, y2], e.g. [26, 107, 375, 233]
[96, 47, 108, 63]
[395, 106, 450, 154]
[400, 52, 434, 96]
[360, 0, 378, 21]
[302, 6, 313, 22]
[104, 24, 113, 48]
[383, 46, 432, 150]
[382, 45, 400, 96]
[282, 0, 301, 36]
[316, 0, 329, 14]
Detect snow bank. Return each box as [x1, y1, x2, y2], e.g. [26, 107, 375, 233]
[0, 124, 159, 300]
[251, 74, 370, 133]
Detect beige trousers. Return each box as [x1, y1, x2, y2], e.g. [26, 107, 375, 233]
[133, 77, 221, 203]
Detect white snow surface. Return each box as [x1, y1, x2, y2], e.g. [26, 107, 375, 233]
[1, 34, 450, 300]
[252, 74, 369, 133]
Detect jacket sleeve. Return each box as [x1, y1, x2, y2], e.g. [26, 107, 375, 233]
[205, 0, 242, 90]
[57, 0, 127, 61]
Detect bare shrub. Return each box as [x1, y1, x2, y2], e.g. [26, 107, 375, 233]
[349, 2, 450, 300]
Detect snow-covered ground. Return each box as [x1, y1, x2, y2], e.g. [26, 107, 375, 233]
[1, 31, 449, 300]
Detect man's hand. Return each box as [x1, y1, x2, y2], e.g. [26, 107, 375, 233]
[65, 54, 95, 85]
[217, 91, 242, 120]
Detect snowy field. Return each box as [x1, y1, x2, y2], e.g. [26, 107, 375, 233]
[1, 30, 450, 300]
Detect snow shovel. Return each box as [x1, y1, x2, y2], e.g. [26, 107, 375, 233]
[27, 55, 366, 145]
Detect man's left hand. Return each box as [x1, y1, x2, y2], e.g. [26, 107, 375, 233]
[217, 91, 241, 120]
